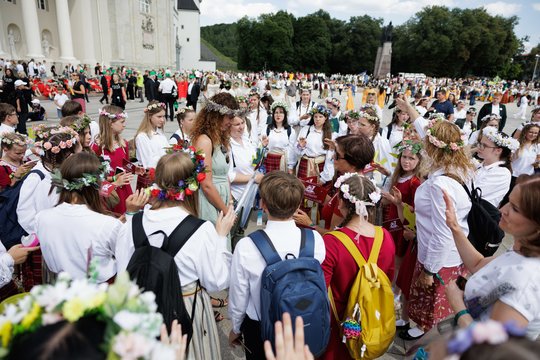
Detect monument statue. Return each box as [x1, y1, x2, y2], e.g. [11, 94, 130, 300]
[42, 35, 53, 57]
[374, 22, 393, 78]
[380, 21, 393, 44]
[7, 29, 19, 59]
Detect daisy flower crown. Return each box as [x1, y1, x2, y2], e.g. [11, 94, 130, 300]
[425, 118, 466, 152]
[143, 103, 166, 113]
[482, 127, 520, 153]
[174, 106, 194, 116]
[0, 133, 31, 147]
[33, 126, 79, 154]
[334, 172, 381, 218]
[146, 145, 207, 202]
[0, 272, 179, 359]
[325, 97, 341, 108]
[480, 113, 502, 123]
[235, 95, 248, 104]
[202, 99, 246, 117]
[271, 101, 289, 113]
[99, 108, 128, 120]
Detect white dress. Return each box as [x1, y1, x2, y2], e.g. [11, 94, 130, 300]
[512, 144, 540, 177]
[135, 130, 170, 168]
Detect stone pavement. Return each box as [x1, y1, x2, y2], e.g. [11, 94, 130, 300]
[29, 90, 530, 359]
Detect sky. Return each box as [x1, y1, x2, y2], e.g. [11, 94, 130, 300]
[200, 0, 540, 53]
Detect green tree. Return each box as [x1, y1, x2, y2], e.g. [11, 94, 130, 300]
[201, 23, 238, 61]
[293, 13, 332, 73]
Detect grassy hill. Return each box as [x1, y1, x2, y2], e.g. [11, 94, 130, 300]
[200, 38, 238, 71]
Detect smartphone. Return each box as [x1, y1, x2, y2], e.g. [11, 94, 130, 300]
[456, 275, 468, 291]
[115, 167, 126, 175]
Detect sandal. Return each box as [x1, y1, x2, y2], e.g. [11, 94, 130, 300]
[211, 296, 228, 308]
[214, 311, 224, 322]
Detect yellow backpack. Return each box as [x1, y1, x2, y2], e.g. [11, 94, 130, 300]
[327, 227, 396, 359]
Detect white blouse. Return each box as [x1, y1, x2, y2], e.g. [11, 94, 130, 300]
[0, 243, 14, 289]
[372, 133, 395, 173]
[474, 161, 511, 207]
[16, 161, 58, 236]
[169, 129, 189, 145]
[247, 106, 267, 142]
[116, 207, 231, 291]
[228, 137, 257, 200]
[415, 169, 471, 272]
[36, 203, 121, 283]
[262, 124, 297, 168]
[135, 130, 169, 169]
[512, 143, 540, 177]
[291, 101, 318, 127]
[381, 123, 404, 150]
[291, 125, 335, 183]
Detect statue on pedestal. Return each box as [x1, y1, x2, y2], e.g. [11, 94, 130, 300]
[7, 29, 19, 59]
[380, 21, 393, 44]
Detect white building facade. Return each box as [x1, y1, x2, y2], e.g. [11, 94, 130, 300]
[0, 0, 215, 71]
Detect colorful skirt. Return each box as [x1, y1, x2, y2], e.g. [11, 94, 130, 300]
[264, 152, 286, 173]
[19, 250, 44, 292]
[407, 261, 465, 331]
[297, 156, 325, 180]
[182, 282, 222, 360]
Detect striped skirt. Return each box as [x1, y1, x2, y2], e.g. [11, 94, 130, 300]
[264, 151, 287, 173]
[297, 156, 325, 180]
[182, 282, 222, 360]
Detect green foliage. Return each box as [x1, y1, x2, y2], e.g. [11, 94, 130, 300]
[201, 23, 239, 61]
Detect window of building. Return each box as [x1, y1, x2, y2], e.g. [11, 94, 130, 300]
[181, 25, 184, 30]
[139, 0, 150, 13]
[187, 38, 190, 42]
[5, 0, 16, 4]
[36, 0, 48, 10]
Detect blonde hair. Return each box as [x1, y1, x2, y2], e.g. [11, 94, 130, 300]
[424, 121, 474, 183]
[517, 123, 540, 157]
[135, 100, 165, 138]
[97, 105, 125, 151]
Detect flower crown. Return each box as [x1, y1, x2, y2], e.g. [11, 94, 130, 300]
[358, 109, 379, 124]
[0, 133, 31, 147]
[482, 127, 520, 153]
[480, 113, 502, 123]
[99, 108, 128, 120]
[143, 103, 166, 113]
[50, 162, 107, 192]
[309, 105, 331, 117]
[203, 99, 246, 117]
[32, 124, 57, 140]
[72, 114, 92, 132]
[33, 126, 79, 154]
[0, 272, 178, 359]
[394, 139, 423, 155]
[146, 145, 206, 201]
[425, 118, 466, 152]
[446, 320, 526, 356]
[174, 106, 194, 116]
[270, 101, 289, 113]
[325, 97, 341, 108]
[344, 110, 361, 121]
[235, 95, 248, 103]
[334, 173, 381, 218]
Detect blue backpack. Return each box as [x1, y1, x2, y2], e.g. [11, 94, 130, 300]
[249, 228, 330, 357]
[0, 169, 44, 249]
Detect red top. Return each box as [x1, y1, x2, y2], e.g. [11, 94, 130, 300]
[0, 163, 14, 191]
[178, 80, 188, 99]
[321, 226, 396, 360]
[320, 193, 343, 229]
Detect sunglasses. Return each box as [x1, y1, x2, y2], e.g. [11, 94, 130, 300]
[220, 144, 230, 164]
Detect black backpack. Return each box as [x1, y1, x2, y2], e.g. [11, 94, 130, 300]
[463, 182, 505, 256]
[126, 212, 205, 342]
[0, 169, 45, 249]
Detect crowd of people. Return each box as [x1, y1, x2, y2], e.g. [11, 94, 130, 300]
[0, 60, 540, 360]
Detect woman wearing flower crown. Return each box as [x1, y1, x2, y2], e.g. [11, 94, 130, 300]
[36, 152, 122, 283]
[135, 101, 169, 169]
[0, 133, 35, 192]
[401, 119, 475, 340]
[246, 92, 267, 144]
[321, 173, 395, 360]
[191, 93, 239, 226]
[60, 115, 92, 152]
[475, 127, 517, 208]
[261, 101, 296, 173]
[469, 114, 501, 148]
[91, 105, 134, 215]
[116, 151, 236, 359]
[512, 106, 540, 139]
[325, 97, 347, 136]
[509, 123, 540, 193]
[170, 106, 195, 146]
[290, 105, 334, 182]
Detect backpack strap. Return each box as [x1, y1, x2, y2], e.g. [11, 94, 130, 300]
[249, 230, 282, 266]
[298, 228, 314, 258]
[327, 230, 367, 268]
[367, 226, 384, 264]
[164, 215, 205, 256]
[170, 133, 181, 143]
[132, 212, 150, 248]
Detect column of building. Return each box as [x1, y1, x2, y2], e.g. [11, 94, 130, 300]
[20, 0, 44, 58]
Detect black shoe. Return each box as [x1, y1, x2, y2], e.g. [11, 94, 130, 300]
[396, 322, 410, 331]
[398, 329, 424, 341]
[99, 100, 103, 104]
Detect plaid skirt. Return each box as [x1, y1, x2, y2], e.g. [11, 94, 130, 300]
[297, 156, 325, 180]
[19, 250, 44, 292]
[407, 261, 466, 331]
[264, 152, 286, 173]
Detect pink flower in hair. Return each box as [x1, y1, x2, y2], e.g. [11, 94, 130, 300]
[43, 142, 52, 150]
[59, 141, 67, 149]
[450, 143, 459, 151]
[51, 146, 61, 154]
[66, 140, 73, 147]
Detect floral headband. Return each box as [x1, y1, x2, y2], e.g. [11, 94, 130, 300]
[99, 108, 128, 119]
[480, 113, 502, 123]
[50, 163, 107, 192]
[271, 101, 289, 113]
[72, 114, 92, 132]
[32, 124, 57, 140]
[309, 105, 331, 117]
[325, 97, 341, 108]
[0, 272, 178, 359]
[235, 95, 247, 103]
[0, 133, 31, 147]
[146, 145, 206, 201]
[446, 320, 526, 357]
[482, 127, 520, 153]
[202, 99, 246, 117]
[33, 126, 79, 154]
[425, 118, 466, 152]
[344, 110, 361, 121]
[358, 110, 379, 124]
[174, 106, 194, 116]
[334, 172, 381, 218]
[394, 139, 423, 155]
[143, 103, 166, 113]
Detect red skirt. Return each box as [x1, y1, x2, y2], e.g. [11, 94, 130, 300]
[407, 261, 465, 331]
[396, 239, 417, 300]
[19, 250, 43, 292]
[297, 157, 324, 180]
[264, 153, 283, 173]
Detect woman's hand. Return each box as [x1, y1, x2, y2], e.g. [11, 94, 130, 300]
[13, 161, 36, 178]
[416, 271, 434, 288]
[297, 137, 307, 149]
[114, 172, 133, 187]
[125, 189, 149, 213]
[215, 205, 236, 237]
[323, 138, 336, 151]
[445, 279, 466, 313]
[264, 313, 314, 360]
[160, 319, 187, 360]
[254, 172, 264, 184]
[8, 244, 40, 265]
[293, 209, 312, 227]
[382, 186, 403, 206]
[442, 190, 460, 232]
[261, 135, 269, 147]
[403, 227, 416, 241]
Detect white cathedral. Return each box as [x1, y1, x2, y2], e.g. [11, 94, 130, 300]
[0, 0, 215, 71]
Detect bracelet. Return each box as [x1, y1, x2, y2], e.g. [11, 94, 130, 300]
[112, 175, 117, 182]
[453, 309, 470, 326]
[423, 267, 445, 285]
[125, 211, 139, 216]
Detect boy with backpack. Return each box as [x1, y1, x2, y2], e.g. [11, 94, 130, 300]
[228, 171, 329, 359]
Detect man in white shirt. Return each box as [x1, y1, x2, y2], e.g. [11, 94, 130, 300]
[158, 72, 176, 122]
[228, 172, 326, 360]
[28, 59, 36, 77]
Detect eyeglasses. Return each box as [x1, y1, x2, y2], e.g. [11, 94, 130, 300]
[334, 152, 345, 161]
[477, 142, 498, 150]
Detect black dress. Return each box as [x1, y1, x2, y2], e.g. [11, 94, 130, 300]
[110, 82, 125, 109]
